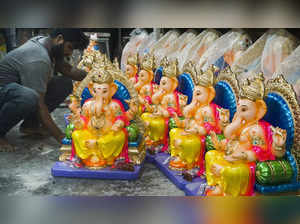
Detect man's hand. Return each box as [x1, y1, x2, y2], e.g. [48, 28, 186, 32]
[38, 93, 65, 144]
[56, 61, 87, 81]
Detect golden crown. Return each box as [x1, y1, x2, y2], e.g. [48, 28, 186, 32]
[183, 60, 197, 77]
[113, 57, 120, 70]
[239, 72, 265, 101]
[69, 94, 81, 101]
[194, 64, 216, 87]
[127, 53, 138, 67]
[160, 56, 169, 67]
[163, 59, 179, 78]
[91, 66, 114, 84]
[141, 54, 155, 72]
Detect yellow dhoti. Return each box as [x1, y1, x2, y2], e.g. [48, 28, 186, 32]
[96, 131, 125, 160]
[205, 150, 250, 196]
[169, 128, 202, 166]
[141, 112, 166, 143]
[72, 129, 99, 160]
[72, 129, 125, 163]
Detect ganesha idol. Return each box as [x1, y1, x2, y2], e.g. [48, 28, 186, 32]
[168, 63, 230, 175]
[204, 73, 296, 196]
[52, 63, 147, 178]
[141, 59, 188, 153]
[134, 54, 157, 113]
[125, 53, 139, 85]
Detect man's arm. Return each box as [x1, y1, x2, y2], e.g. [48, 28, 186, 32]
[38, 93, 64, 143]
[56, 60, 87, 81]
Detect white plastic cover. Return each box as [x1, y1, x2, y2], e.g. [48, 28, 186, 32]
[121, 29, 149, 72]
[197, 29, 252, 71]
[274, 45, 300, 101]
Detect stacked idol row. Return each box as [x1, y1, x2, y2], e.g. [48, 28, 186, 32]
[52, 29, 300, 196]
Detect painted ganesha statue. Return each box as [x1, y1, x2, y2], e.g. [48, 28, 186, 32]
[204, 72, 300, 196]
[141, 59, 189, 153]
[58, 63, 146, 173]
[168, 63, 230, 175]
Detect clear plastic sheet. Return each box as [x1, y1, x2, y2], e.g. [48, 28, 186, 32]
[233, 29, 298, 82]
[121, 28, 149, 72]
[274, 45, 300, 102]
[197, 29, 252, 71]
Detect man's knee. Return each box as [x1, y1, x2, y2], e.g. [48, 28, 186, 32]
[15, 86, 39, 111]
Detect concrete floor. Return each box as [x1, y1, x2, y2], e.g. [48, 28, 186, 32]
[0, 108, 184, 196]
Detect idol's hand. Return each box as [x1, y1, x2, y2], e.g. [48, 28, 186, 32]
[211, 164, 223, 177]
[85, 139, 96, 149]
[111, 120, 124, 132]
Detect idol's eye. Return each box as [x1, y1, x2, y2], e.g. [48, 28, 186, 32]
[103, 90, 107, 94]
[241, 108, 247, 112]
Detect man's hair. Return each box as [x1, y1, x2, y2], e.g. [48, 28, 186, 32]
[50, 28, 89, 50]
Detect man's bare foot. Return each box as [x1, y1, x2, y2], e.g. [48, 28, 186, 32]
[0, 137, 15, 152]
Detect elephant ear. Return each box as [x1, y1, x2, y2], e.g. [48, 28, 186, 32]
[171, 77, 179, 92]
[109, 83, 118, 99]
[255, 99, 267, 120]
[208, 86, 216, 103]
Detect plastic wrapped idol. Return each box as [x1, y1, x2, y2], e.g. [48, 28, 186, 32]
[138, 32, 157, 63]
[232, 29, 298, 82]
[198, 29, 252, 74]
[165, 30, 198, 62]
[185, 29, 220, 72]
[121, 29, 149, 72]
[177, 29, 220, 73]
[274, 45, 300, 102]
[149, 30, 180, 68]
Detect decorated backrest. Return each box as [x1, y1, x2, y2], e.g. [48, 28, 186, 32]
[262, 75, 300, 182]
[80, 80, 131, 111]
[154, 66, 163, 85]
[213, 69, 239, 121]
[154, 66, 194, 104]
